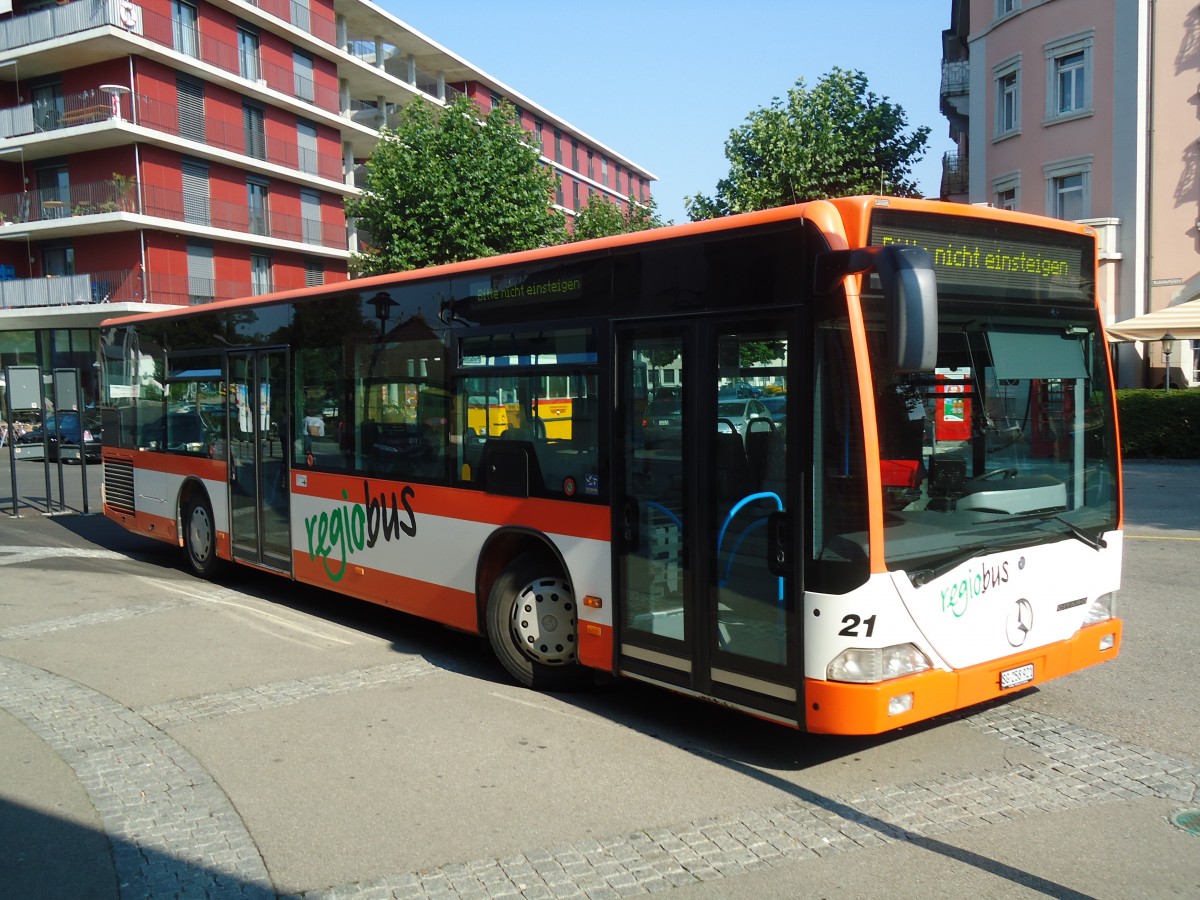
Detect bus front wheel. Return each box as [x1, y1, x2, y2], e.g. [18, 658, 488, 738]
[183, 494, 224, 579]
[486, 553, 587, 691]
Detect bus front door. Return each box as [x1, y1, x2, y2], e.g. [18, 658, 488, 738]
[228, 349, 292, 573]
[616, 322, 798, 721]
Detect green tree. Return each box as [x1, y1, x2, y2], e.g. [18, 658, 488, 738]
[571, 193, 668, 241]
[686, 68, 930, 220]
[346, 96, 566, 273]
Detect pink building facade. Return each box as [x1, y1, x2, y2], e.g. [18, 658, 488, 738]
[940, 0, 1196, 388]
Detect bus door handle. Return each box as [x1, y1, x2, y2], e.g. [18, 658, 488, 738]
[767, 511, 791, 578]
[621, 498, 640, 550]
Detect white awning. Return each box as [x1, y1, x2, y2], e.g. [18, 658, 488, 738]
[1106, 298, 1200, 342]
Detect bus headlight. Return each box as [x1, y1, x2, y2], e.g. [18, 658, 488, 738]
[827, 643, 932, 684]
[1082, 592, 1116, 626]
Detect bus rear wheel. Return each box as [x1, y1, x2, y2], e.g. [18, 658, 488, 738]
[183, 494, 224, 579]
[487, 553, 587, 691]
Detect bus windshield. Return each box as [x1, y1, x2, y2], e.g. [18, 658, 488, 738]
[867, 311, 1118, 578]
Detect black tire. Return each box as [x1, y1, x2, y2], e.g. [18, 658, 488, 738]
[183, 493, 224, 579]
[486, 552, 588, 691]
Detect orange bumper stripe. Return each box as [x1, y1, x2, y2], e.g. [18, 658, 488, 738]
[804, 620, 1123, 735]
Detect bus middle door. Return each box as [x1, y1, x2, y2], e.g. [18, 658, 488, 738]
[228, 349, 292, 573]
[615, 320, 798, 720]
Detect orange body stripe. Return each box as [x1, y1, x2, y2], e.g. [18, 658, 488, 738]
[804, 619, 1122, 735]
[293, 472, 612, 541]
[577, 622, 614, 672]
[293, 551, 477, 632]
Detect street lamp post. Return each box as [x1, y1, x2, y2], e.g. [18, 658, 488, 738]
[1162, 333, 1176, 393]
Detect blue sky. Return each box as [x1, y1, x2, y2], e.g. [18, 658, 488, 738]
[386, 1, 955, 225]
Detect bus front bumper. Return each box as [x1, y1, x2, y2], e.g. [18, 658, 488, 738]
[803, 618, 1123, 735]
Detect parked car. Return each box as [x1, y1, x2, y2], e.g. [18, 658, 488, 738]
[760, 395, 788, 434]
[14, 411, 102, 463]
[716, 398, 772, 436]
[642, 390, 682, 448]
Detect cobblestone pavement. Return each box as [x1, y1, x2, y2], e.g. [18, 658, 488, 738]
[2, 541, 1198, 899]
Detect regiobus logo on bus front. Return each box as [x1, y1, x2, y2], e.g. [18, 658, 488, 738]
[304, 481, 417, 582]
[939, 559, 1013, 618]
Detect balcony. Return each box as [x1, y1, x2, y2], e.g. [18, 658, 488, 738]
[0, 1, 466, 130]
[344, 38, 464, 105]
[0, 267, 144, 310]
[0, 0, 339, 115]
[940, 59, 969, 96]
[941, 152, 968, 197]
[0, 178, 345, 251]
[244, 0, 336, 45]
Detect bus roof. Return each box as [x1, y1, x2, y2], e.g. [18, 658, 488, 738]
[100, 196, 1096, 330]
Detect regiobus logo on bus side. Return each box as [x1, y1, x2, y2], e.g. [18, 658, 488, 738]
[303, 480, 418, 582]
[938, 557, 1021, 618]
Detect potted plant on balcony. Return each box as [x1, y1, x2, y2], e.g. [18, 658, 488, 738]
[102, 172, 136, 213]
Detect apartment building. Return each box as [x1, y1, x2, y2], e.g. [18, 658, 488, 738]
[0, 0, 654, 405]
[938, 0, 1197, 388]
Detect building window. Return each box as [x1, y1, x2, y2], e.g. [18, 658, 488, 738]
[1045, 33, 1093, 122]
[587, 149, 594, 180]
[172, 0, 199, 58]
[181, 160, 210, 226]
[571, 139, 579, 172]
[291, 0, 311, 33]
[251, 254, 272, 295]
[601, 157, 608, 187]
[300, 189, 321, 244]
[187, 241, 214, 304]
[237, 26, 260, 83]
[1044, 156, 1092, 221]
[304, 258, 324, 287]
[555, 177, 563, 207]
[1053, 173, 1084, 219]
[176, 75, 205, 142]
[247, 178, 269, 236]
[489, 92, 501, 111]
[243, 103, 266, 160]
[296, 121, 318, 175]
[30, 81, 63, 131]
[42, 245, 74, 277]
[553, 129, 562, 164]
[534, 119, 543, 152]
[1191, 341, 1199, 386]
[996, 0, 1019, 17]
[293, 51, 314, 103]
[992, 172, 1019, 210]
[572, 179, 579, 211]
[994, 57, 1020, 138]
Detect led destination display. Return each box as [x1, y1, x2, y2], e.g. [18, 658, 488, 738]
[868, 209, 1093, 302]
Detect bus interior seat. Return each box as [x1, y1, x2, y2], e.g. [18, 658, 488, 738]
[716, 430, 757, 504]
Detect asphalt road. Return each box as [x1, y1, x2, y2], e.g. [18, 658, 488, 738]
[0, 457, 1197, 899]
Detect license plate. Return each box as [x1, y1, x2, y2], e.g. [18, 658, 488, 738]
[1000, 663, 1034, 690]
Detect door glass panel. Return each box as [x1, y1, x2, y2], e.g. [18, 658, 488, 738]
[259, 350, 290, 566]
[620, 334, 687, 645]
[229, 353, 258, 561]
[712, 329, 789, 666]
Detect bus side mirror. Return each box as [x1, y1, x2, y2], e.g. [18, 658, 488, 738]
[875, 246, 937, 373]
[813, 245, 939, 373]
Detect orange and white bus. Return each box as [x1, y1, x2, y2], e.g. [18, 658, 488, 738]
[99, 197, 1123, 734]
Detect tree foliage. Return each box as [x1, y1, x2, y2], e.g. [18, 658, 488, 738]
[686, 68, 931, 220]
[346, 96, 566, 274]
[571, 193, 669, 241]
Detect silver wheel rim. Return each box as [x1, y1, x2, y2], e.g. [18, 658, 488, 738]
[188, 506, 213, 563]
[510, 576, 577, 665]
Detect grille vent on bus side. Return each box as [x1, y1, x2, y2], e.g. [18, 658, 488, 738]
[104, 459, 135, 515]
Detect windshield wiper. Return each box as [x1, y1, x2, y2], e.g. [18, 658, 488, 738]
[1046, 515, 1108, 551]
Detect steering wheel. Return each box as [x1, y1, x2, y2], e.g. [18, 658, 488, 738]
[971, 467, 1019, 482]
